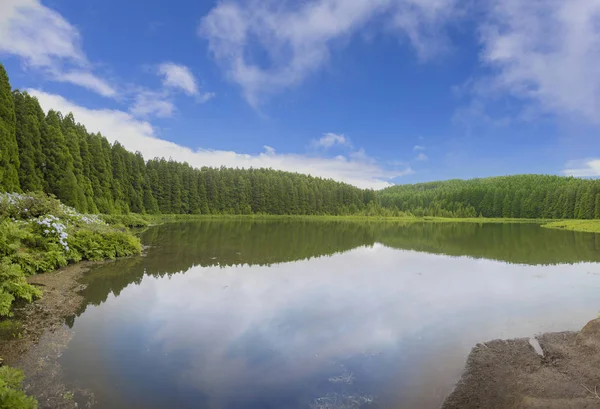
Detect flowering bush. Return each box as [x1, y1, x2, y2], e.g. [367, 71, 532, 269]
[0, 193, 142, 316]
[35, 215, 69, 252]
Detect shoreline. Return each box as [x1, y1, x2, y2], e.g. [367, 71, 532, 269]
[0, 263, 91, 366]
[0, 262, 98, 408]
[134, 213, 600, 233]
[442, 318, 600, 409]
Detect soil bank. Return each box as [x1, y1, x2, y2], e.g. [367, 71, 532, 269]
[0, 263, 94, 408]
[443, 318, 600, 409]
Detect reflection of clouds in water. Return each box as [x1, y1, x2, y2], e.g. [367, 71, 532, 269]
[69, 246, 600, 408]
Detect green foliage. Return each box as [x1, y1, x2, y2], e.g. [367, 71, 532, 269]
[0, 261, 42, 317]
[2, 59, 376, 217]
[0, 320, 22, 340]
[0, 366, 38, 409]
[0, 193, 141, 315]
[379, 175, 600, 220]
[101, 214, 150, 228]
[69, 226, 142, 261]
[542, 219, 600, 233]
[0, 192, 62, 221]
[4, 66, 600, 221]
[0, 64, 20, 193]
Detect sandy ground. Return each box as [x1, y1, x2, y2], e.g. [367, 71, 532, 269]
[443, 318, 600, 409]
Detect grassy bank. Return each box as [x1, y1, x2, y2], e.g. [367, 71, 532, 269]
[102, 212, 600, 236]
[541, 219, 600, 233]
[102, 213, 554, 227]
[0, 193, 142, 317]
[0, 193, 144, 408]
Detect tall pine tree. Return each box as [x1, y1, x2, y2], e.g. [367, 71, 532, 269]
[13, 91, 44, 192]
[0, 64, 20, 192]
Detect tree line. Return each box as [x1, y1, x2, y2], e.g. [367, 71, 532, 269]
[3, 63, 600, 219]
[379, 175, 600, 219]
[0, 64, 376, 215]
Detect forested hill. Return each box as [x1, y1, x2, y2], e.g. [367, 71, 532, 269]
[3, 62, 600, 219]
[0, 64, 376, 215]
[379, 175, 600, 219]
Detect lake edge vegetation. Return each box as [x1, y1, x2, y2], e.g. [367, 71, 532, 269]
[1, 64, 600, 223]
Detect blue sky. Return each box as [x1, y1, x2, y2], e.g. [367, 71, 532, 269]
[1, 0, 600, 189]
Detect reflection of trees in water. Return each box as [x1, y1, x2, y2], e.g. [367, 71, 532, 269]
[74, 220, 377, 317]
[73, 220, 600, 320]
[376, 222, 600, 265]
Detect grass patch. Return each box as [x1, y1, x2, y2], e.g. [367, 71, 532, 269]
[132, 213, 553, 224]
[541, 220, 600, 233]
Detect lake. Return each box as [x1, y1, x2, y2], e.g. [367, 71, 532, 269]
[58, 220, 600, 409]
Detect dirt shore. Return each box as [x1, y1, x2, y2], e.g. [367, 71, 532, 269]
[0, 263, 93, 408]
[443, 318, 600, 409]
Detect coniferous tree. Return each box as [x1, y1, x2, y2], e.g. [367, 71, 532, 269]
[0, 64, 20, 192]
[13, 91, 44, 191]
[41, 110, 81, 207]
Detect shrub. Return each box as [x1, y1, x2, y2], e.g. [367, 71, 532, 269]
[0, 194, 142, 316]
[69, 226, 142, 261]
[0, 261, 42, 317]
[0, 192, 62, 221]
[100, 214, 150, 228]
[0, 366, 38, 409]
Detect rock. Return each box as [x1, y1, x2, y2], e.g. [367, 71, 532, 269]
[575, 318, 600, 349]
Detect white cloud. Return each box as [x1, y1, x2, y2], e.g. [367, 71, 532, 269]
[57, 71, 117, 97]
[197, 92, 216, 104]
[158, 63, 198, 95]
[199, 0, 458, 106]
[562, 159, 600, 177]
[0, 0, 85, 67]
[29, 89, 411, 189]
[478, 0, 600, 122]
[416, 152, 428, 161]
[130, 90, 175, 118]
[413, 145, 425, 151]
[311, 133, 350, 149]
[157, 62, 216, 104]
[0, 0, 116, 98]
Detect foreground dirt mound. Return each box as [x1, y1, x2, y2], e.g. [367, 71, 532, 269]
[443, 319, 600, 409]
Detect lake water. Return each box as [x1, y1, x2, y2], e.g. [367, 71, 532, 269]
[58, 220, 600, 409]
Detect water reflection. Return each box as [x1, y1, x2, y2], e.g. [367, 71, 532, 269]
[60, 221, 600, 409]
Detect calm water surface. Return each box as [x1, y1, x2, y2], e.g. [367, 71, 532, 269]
[59, 221, 600, 409]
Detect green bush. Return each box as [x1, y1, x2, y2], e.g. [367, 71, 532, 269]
[0, 262, 42, 317]
[69, 226, 142, 261]
[0, 192, 62, 221]
[0, 366, 38, 409]
[101, 214, 150, 228]
[0, 194, 142, 316]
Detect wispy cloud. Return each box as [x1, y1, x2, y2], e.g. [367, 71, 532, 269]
[476, 0, 600, 122]
[413, 145, 426, 151]
[0, 0, 117, 98]
[130, 90, 175, 118]
[158, 63, 199, 95]
[57, 70, 117, 97]
[562, 159, 600, 177]
[199, 0, 458, 106]
[416, 152, 428, 161]
[311, 133, 351, 149]
[29, 90, 412, 189]
[156, 62, 216, 105]
[0, 2, 214, 111]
